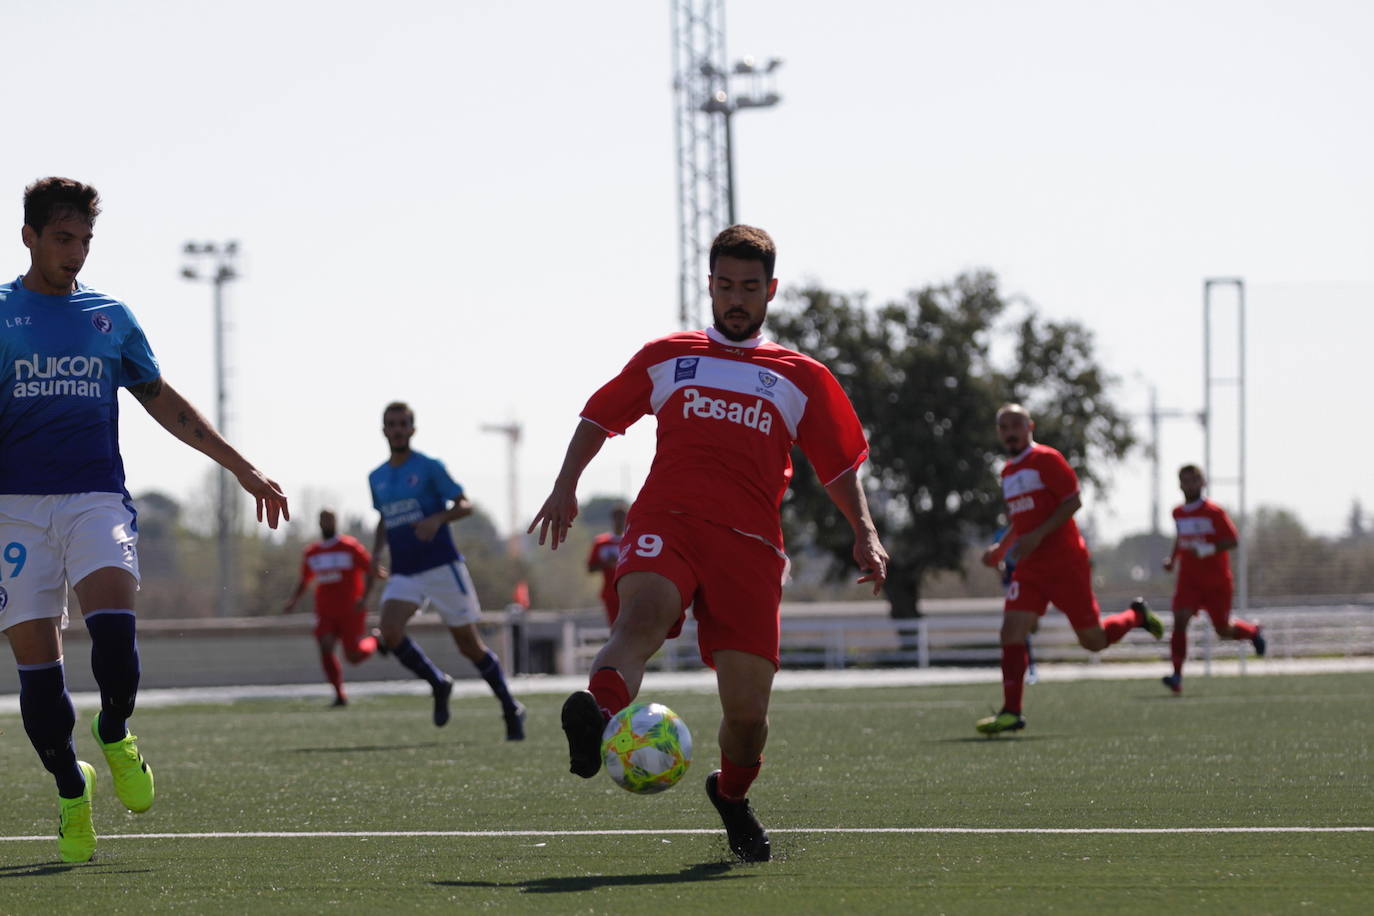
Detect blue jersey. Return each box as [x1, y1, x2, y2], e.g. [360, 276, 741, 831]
[368, 450, 465, 575]
[0, 277, 160, 495]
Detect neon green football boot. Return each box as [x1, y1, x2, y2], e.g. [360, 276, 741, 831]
[1132, 598, 1165, 640]
[58, 761, 97, 863]
[92, 713, 155, 813]
[975, 710, 1027, 736]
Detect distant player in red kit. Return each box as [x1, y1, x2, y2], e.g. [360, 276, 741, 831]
[978, 404, 1165, 735]
[529, 225, 888, 863]
[587, 503, 627, 624]
[1161, 464, 1264, 694]
[283, 508, 379, 706]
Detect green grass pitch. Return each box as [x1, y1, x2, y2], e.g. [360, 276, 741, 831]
[1, 672, 1370, 913]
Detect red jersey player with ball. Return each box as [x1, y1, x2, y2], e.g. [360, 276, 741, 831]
[1161, 464, 1264, 694]
[978, 404, 1165, 735]
[529, 225, 888, 863]
[283, 509, 380, 706]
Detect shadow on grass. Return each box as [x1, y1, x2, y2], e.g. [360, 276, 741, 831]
[937, 735, 1056, 744]
[288, 742, 448, 754]
[435, 861, 744, 894]
[0, 861, 154, 878]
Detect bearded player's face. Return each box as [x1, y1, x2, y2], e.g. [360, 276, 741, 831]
[997, 411, 1033, 456]
[709, 255, 777, 342]
[382, 410, 414, 453]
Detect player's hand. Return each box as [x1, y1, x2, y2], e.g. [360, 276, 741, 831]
[1006, 533, 1039, 565]
[980, 545, 1003, 568]
[413, 515, 444, 542]
[1162, 557, 1175, 572]
[236, 468, 290, 529]
[852, 530, 889, 596]
[281, 602, 295, 615]
[528, 484, 579, 550]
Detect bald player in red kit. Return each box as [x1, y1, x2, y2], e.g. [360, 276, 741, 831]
[1161, 464, 1265, 694]
[283, 509, 379, 706]
[529, 225, 888, 863]
[978, 404, 1165, 735]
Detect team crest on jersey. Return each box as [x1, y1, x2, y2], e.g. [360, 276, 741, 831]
[674, 357, 700, 381]
[91, 313, 113, 334]
[0, 587, 8, 611]
[758, 371, 778, 389]
[407, 473, 420, 488]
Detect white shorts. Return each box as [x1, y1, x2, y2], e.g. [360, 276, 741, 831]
[0, 493, 141, 633]
[381, 561, 481, 627]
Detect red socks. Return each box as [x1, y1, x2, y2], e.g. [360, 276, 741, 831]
[1230, 618, 1259, 640]
[1102, 609, 1136, 645]
[718, 754, 762, 801]
[589, 667, 631, 718]
[320, 651, 344, 700]
[1171, 626, 1188, 675]
[1000, 643, 1028, 714]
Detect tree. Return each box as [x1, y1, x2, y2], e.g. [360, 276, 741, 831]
[768, 271, 1133, 618]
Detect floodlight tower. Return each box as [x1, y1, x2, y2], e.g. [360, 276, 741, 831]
[671, 0, 782, 329]
[180, 241, 240, 617]
[1203, 278, 1248, 613]
[481, 421, 523, 556]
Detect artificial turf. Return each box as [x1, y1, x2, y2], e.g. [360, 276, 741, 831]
[1, 672, 1369, 913]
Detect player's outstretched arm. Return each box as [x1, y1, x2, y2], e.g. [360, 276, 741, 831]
[283, 577, 308, 614]
[823, 468, 889, 596]
[528, 419, 609, 550]
[129, 377, 289, 528]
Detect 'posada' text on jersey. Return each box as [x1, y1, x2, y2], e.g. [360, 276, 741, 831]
[580, 327, 869, 551]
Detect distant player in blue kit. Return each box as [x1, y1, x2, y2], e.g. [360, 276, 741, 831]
[368, 401, 525, 740]
[0, 177, 289, 863]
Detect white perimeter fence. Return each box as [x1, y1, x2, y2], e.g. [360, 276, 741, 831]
[517, 601, 1374, 677]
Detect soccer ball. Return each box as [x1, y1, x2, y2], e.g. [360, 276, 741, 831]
[600, 702, 693, 794]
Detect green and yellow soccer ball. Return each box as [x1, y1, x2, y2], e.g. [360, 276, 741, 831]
[601, 702, 693, 794]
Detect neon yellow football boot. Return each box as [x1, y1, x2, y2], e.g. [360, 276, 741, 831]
[58, 761, 97, 863]
[92, 713, 155, 813]
[975, 710, 1027, 736]
[1132, 598, 1165, 640]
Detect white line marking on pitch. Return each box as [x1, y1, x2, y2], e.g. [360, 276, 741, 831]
[2, 827, 1370, 842]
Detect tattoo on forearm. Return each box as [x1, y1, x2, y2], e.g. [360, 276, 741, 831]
[194, 427, 206, 440]
[177, 411, 190, 426]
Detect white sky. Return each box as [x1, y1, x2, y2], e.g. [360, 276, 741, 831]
[4, 0, 1371, 544]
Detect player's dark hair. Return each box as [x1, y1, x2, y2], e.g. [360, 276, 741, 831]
[709, 225, 776, 279]
[1178, 463, 1203, 477]
[383, 401, 415, 423]
[23, 177, 101, 232]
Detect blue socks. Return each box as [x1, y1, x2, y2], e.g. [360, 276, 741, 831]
[394, 636, 447, 688]
[477, 650, 517, 712]
[85, 609, 141, 743]
[18, 660, 85, 798]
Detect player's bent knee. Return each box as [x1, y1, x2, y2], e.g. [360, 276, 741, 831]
[1076, 630, 1108, 652]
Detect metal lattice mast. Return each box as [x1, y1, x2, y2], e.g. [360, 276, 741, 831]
[672, 0, 730, 330]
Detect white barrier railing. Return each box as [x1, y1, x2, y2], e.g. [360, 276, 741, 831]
[555, 605, 1374, 675]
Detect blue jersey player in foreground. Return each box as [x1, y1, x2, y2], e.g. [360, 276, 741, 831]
[1, 177, 289, 862]
[368, 401, 525, 740]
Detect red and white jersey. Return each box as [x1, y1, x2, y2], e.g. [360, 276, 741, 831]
[1172, 499, 1238, 586]
[1000, 443, 1088, 571]
[580, 328, 869, 550]
[301, 535, 371, 612]
[587, 531, 622, 593]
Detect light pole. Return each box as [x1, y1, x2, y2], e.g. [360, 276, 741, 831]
[480, 421, 522, 556]
[1203, 277, 1247, 614]
[181, 241, 239, 617]
[700, 55, 783, 225]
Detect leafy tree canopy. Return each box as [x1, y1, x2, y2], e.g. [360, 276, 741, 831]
[768, 271, 1134, 617]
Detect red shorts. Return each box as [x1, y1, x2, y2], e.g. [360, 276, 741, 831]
[1172, 579, 1233, 628]
[1004, 560, 1101, 631]
[314, 598, 367, 645]
[615, 511, 787, 669]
